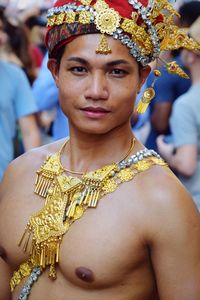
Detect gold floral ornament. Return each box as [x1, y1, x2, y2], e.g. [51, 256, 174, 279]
[94, 0, 121, 54]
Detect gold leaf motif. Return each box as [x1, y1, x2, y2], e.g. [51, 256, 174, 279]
[57, 174, 82, 193]
[42, 153, 62, 173]
[94, 0, 108, 12]
[83, 164, 116, 181]
[65, 11, 76, 23]
[55, 12, 65, 25]
[151, 157, 167, 166]
[118, 169, 134, 182]
[79, 11, 92, 24]
[121, 19, 136, 35]
[47, 15, 56, 26]
[10, 262, 32, 291]
[135, 161, 151, 172]
[102, 178, 117, 193]
[80, 0, 93, 5]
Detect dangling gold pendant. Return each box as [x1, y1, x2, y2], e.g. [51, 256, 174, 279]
[136, 87, 155, 113]
[96, 34, 112, 54]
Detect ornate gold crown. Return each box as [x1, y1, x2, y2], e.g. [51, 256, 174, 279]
[46, 0, 200, 66]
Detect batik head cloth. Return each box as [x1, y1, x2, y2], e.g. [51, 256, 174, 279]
[45, 0, 200, 66]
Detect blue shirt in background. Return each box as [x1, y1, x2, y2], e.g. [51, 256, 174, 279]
[145, 56, 191, 151]
[0, 61, 38, 180]
[32, 53, 69, 140]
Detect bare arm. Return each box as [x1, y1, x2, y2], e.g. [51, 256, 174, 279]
[157, 135, 197, 176]
[146, 171, 200, 299]
[18, 114, 41, 151]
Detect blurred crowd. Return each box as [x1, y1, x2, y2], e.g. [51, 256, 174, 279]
[0, 1, 200, 209]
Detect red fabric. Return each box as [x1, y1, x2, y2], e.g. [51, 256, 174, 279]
[53, 0, 149, 19]
[30, 46, 44, 68]
[46, 0, 150, 55]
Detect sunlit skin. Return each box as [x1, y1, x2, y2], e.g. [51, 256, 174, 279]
[49, 34, 147, 136]
[0, 34, 200, 300]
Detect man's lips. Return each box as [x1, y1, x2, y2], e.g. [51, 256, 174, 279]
[80, 106, 110, 118]
[81, 106, 110, 113]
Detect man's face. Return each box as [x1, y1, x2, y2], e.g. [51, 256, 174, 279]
[49, 34, 150, 135]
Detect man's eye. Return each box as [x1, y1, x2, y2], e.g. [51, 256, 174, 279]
[70, 66, 87, 73]
[111, 69, 127, 76]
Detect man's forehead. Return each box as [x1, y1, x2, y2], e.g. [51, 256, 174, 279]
[61, 33, 137, 64]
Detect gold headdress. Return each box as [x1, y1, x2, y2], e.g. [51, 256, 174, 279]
[45, 0, 200, 67]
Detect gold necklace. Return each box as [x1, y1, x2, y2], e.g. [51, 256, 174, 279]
[11, 141, 167, 294]
[58, 137, 136, 175]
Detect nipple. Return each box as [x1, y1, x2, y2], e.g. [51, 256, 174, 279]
[0, 246, 7, 260]
[75, 267, 94, 283]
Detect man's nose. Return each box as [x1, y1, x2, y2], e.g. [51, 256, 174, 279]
[84, 72, 109, 101]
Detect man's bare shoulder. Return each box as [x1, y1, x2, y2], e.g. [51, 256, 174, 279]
[0, 139, 65, 201]
[135, 163, 195, 207]
[131, 163, 200, 238]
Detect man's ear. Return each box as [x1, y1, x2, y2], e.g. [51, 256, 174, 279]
[139, 65, 151, 90]
[48, 59, 59, 87]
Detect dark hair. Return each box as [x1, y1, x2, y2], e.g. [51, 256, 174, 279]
[55, 45, 66, 68]
[0, 11, 36, 83]
[179, 1, 200, 27]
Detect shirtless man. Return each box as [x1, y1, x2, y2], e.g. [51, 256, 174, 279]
[0, 0, 200, 299]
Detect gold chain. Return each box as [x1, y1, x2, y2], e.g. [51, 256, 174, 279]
[58, 137, 136, 176]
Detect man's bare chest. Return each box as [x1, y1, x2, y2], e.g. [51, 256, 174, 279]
[1, 185, 148, 278]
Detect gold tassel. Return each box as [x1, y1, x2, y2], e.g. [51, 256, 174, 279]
[83, 188, 91, 205]
[88, 189, 95, 207]
[23, 231, 32, 252]
[49, 264, 57, 280]
[91, 190, 100, 207]
[66, 200, 77, 218]
[78, 190, 87, 205]
[136, 87, 155, 113]
[96, 34, 112, 54]
[34, 172, 54, 198]
[136, 69, 161, 114]
[18, 226, 29, 247]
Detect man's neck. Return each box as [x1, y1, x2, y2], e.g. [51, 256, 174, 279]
[60, 126, 141, 174]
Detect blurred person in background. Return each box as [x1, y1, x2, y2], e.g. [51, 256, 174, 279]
[0, 8, 41, 180]
[0, 8, 38, 84]
[144, 0, 200, 151]
[32, 52, 69, 141]
[157, 17, 200, 211]
[25, 11, 48, 57]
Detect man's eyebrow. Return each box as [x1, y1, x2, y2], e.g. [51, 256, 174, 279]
[66, 57, 131, 67]
[106, 59, 131, 67]
[67, 57, 89, 65]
